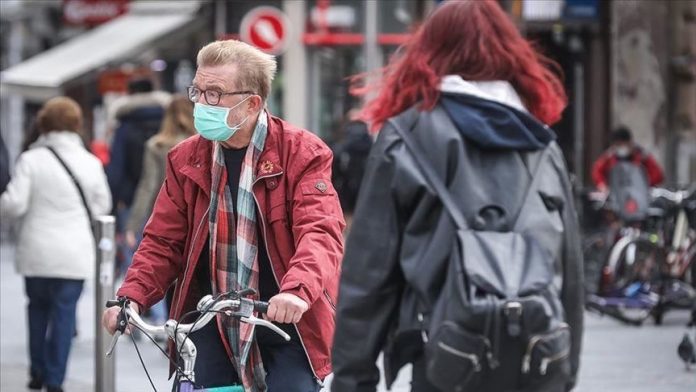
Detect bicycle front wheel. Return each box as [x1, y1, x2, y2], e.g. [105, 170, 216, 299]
[611, 236, 664, 290]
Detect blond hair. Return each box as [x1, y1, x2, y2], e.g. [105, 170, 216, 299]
[152, 95, 195, 147]
[37, 96, 83, 134]
[197, 40, 277, 101]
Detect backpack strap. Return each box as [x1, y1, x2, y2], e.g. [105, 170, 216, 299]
[388, 118, 470, 231]
[46, 146, 96, 236]
[388, 118, 550, 233]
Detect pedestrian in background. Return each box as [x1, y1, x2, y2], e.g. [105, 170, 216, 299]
[591, 126, 664, 221]
[124, 95, 196, 327]
[331, 1, 583, 391]
[331, 109, 372, 232]
[0, 97, 112, 392]
[125, 95, 196, 250]
[591, 127, 664, 194]
[106, 78, 170, 276]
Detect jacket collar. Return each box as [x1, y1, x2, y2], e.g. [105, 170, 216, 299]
[30, 131, 84, 150]
[179, 111, 284, 196]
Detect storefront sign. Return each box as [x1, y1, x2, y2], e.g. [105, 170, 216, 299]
[240, 6, 290, 55]
[63, 0, 129, 27]
[97, 67, 149, 95]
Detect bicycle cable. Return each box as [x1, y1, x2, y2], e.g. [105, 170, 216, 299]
[114, 291, 241, 391]
[174, 290, 238, 367]
[129, 323, 201, 389]
[173, 309, 209, 371]
[128, 324, 159, 392]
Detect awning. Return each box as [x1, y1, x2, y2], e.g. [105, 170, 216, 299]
[0, 1, 201, 101]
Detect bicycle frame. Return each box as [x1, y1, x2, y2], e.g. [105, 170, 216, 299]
[175, 381, 243, 392]
[665, 208, 696, 278]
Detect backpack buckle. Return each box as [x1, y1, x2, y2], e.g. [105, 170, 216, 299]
[504, 301, 523, 337]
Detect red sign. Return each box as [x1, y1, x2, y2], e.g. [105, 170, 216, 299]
[97, 67, 150, 95]
[240, 7, 290, 55]
[63, 0, 129, 27]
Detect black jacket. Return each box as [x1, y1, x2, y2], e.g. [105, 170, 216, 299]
[331, 95, 584, 391]
[106, 105, 164, 207]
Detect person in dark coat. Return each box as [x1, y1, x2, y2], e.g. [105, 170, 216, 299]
[106, 78, 170, 273]
[331, 1, 583, 391]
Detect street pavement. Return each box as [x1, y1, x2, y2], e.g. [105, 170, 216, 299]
[1, 241, 695, 392]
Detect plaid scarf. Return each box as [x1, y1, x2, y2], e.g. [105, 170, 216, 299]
[209, 112, 268, 391]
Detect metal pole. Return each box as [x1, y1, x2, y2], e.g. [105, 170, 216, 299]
[283, 0, 308, 129]
[364, 0, 382, 103]
[95, 215, 116, 392]
[214, 0, 227, 39]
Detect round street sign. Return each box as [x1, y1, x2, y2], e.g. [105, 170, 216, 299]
[240, 6, 291, 55]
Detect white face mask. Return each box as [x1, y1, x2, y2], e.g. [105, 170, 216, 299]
[193, 96, 251, 141]
[615, 146, 631, 158]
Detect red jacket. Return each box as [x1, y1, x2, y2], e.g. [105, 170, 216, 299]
[117, 113, 345, 380]
[591, 148, 664, 189]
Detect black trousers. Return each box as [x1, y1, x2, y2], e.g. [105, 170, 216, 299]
[177, 322, 320, 392]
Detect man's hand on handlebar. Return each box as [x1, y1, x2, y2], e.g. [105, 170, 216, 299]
[266, 293, 308, 324]
[102, 300, 139, 335]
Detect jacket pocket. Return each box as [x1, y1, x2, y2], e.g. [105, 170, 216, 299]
[521, 323, 571, 385]
[425, 321, 489, 391]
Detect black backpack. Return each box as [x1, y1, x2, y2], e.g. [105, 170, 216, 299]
[391, 120, 571, 392]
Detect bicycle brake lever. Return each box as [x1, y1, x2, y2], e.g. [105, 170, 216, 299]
[240, 315, 291, 341]
[106, 304, 129, 357]
[106, 331, 121, 357]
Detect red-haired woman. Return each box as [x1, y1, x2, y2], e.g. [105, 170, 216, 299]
[332, 1, 583, 391]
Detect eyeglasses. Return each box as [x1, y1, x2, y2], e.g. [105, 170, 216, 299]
[187, 86, 255, 106]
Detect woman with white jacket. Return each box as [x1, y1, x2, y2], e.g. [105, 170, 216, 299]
[0, 97, 111, 392]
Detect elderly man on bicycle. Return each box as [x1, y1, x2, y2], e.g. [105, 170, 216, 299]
[103, 39, 345, 392]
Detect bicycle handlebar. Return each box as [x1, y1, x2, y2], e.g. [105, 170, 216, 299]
[651, 188, 690, 204]
[105, 293, 289, 357]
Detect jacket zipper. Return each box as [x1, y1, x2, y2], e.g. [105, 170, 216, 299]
[436, 342, 482, 372]
[521, 323, 570, 374]
[172, 206, 210, 318]
[252, 172, 321, 380]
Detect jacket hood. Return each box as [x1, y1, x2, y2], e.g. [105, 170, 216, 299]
[114, 91, 171, 119]
[439, 76, 555, 151]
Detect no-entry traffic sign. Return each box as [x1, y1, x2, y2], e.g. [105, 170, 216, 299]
[240, 6, 291, 55]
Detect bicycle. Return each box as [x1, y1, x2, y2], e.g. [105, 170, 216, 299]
[105, 289, 291, 392]
[584, 187, 696, 325]
[649, 187, 696, 324]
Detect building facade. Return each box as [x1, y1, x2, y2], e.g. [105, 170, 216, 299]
[2, 0, 694, 187]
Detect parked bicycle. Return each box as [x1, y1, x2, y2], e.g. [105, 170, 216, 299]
[583, 187, 696, 325]
[650, 187, 696, 324]
[105, 289, 290, 392]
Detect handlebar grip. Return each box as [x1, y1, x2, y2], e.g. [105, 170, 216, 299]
[253, 301, 269, 314]
[105, 300, 121, 308]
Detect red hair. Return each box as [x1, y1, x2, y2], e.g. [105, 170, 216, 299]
[354, 0, 567, 131]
